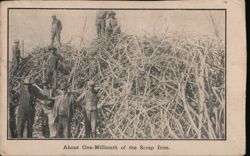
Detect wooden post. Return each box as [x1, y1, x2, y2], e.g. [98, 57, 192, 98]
[21, 40, 24, 58]
[42, 52, 46, 84]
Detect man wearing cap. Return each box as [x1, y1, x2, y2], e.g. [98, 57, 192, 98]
[45, 47, 62, 95]
[96, 10, 108, 37]
[105, 11, 121, 37]
[77, 80, 99, 138]
[52, 81, 75, 138]
[51, 15, 62, 47]
[17, 77, 51, 138]
[12, 40, 22, 74]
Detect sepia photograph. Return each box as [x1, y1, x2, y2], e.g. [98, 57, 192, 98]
[0, 1, 246, 155]
[7, 8, 226, 140]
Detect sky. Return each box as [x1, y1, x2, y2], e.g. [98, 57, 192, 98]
[9, 9, 225, 58]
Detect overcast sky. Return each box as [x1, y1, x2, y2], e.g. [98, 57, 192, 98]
[9, 9, 225, 57]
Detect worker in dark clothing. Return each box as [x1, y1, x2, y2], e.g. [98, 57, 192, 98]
[96, 10, 108, 37]
[17, 77, 51, 138]
[12, 40, 22, 74]
[77, 80, 99, 138]
[45, 47, 62, 95]
[52, 81, 74, 138]
[51, 15, 62, 47]
[105, 11, 121, 37]
[9, 90, 20, 138]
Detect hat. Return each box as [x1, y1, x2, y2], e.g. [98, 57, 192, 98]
[24, 77, 33, 85]
[108, 11, 116, 16]
[14, 40, 19, 44]
[87, 80, 95, 86]
[49, 47, 57, 52]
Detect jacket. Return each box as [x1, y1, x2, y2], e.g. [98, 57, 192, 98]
[77, 89, 98, 111]
[106, 18, 121, 34]
[18, 86, 48, 114]
[56, 93, 74, 117]
[47, 53, 59, 71]
[85, 89, 98, 111]
[51, 19, 62, 33]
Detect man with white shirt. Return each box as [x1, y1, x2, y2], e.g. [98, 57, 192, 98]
[77, 80, 99, 138]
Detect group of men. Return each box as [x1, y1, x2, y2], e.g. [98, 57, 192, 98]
[10, 73, 99, 139]
[11, 15, 62, 76]
[12, 11, 120, 75]
[96, 10, 121, 37]
[51, 10, 121, 47]
[51, 10, 121, 45]
[9, 10, 123, 139]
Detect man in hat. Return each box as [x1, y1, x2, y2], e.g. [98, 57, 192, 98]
[17, 77, 51, 138]
[53, 81, 75, 138]
[51, 15, 62, 47]
[45, 47, 62, 95]
[96, 10, 108, 37]
[12, 40, 22, 74]
[105, 11, 121, 37]
[77, 80, 99, 138]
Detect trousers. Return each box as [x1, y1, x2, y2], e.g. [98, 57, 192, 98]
[32, 107, 50, 138]
[96, 19, 106, 37]
[51, 31, 61, 46]
[46, 110, 57, 137]
[46, 70, 57, 92]
[17, 107, 35, 138]
[56, 115, 70, 138]
[9, 106, 17, 138]
[85, 110, 97, 138]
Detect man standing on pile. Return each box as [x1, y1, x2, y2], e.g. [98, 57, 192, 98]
[96, 10, 108, 37]
[17, 77, 51, 138]
[77, 80, 99, 138]
[45, 47, 62, 95]
[12, 40, 22, 74]
[105, 11, 121, 37]
[51, 15, 62, 47]
[53, 81, 75, 138]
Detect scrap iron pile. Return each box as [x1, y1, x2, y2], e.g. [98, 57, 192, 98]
[10, 32, 225, 139]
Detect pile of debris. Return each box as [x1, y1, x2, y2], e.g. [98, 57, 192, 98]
[10, 32, 225, 139]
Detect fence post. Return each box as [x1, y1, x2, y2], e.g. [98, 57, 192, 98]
[22, 40, 24, 57]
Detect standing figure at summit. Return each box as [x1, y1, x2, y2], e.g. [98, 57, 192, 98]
[51, 15, 62, 47]
[106, 11, 121, 37]
[96, 10, 108, 37]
